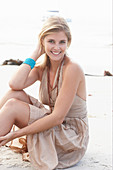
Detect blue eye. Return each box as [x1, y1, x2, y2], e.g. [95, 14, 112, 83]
[60, 40, 66, 44]
[48, 40, 54, 43]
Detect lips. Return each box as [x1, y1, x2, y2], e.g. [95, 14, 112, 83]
[51, 51, 61, 55]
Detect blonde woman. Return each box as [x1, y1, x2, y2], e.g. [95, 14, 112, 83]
[0, 17, 89, 169]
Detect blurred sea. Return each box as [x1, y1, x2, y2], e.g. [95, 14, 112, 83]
[0, 0, 112, 119]
[0, 0, 112, 75]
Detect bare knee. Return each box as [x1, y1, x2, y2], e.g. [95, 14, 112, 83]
[0, 89, 23, 108]
[4, 98, 30, 128]
[7, 89, 26, 100]
[7, 89, 31, 104]
[0, 89, 31, 109]
[4, 98, 18, 112]
[0, 98, 18, 125]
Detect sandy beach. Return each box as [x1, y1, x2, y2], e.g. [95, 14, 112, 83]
[0, 0, 112, 168]
[0, 66, 112, 170]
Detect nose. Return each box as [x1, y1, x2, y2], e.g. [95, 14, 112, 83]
[53, 43, 60, 50]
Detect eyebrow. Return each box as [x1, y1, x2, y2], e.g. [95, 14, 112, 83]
[47, 39, 67, 41]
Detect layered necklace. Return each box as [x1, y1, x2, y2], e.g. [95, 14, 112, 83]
[47, 58, 64, 112]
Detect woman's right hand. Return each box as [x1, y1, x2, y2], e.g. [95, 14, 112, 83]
[31, 40, 45, 61]
[38, 40, 45, 56]
[9, 39, 45, 90]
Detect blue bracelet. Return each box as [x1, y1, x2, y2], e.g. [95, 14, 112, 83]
[23, 58, 36, 69]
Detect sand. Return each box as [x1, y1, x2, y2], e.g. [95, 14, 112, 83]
[0, 66, 112, 170]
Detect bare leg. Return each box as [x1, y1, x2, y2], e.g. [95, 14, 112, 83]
[0, 98, 30, 137]
[0, 89, 32, 109]
[0, 89, 32, 137]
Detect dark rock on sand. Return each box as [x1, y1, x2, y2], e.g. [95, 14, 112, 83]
[104, 70, 113, 76]
[2, 59, 23, 66]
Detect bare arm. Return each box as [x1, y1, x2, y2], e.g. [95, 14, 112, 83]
[0, 63, 84, 145]
[9, 43, 44, 90]
[12, 63, 83, 136]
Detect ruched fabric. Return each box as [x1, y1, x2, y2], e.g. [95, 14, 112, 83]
[27, 62, 89, 170]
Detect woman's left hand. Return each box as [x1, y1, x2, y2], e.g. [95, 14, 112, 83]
[0, 132, 15, 147]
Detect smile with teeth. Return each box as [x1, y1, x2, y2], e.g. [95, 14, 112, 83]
[51, 51, 61, 55]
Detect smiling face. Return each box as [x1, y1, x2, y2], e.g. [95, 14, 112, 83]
[42, 31, 68, 62]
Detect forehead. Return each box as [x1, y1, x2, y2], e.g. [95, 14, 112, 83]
[45, 31, 67, 40]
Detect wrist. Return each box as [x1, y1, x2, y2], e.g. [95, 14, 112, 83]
[23, 58, 36, 69]
[14, 129, 25, 139]
[10, 131, 18, 141]
[31, 48, 41, 61]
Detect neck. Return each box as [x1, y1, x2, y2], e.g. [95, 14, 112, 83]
[49, 57, 64, 73]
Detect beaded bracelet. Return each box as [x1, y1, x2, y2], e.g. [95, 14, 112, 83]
[23, 58, 36, 69]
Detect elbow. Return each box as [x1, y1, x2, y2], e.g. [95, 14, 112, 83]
[58, 120, 64, 126]
[58, 117, 64, 125]
[9, 80, 15, 89]
[9, 81, 22, 90]
[52, 111, 65, 126]
[55, 117, 64, 126]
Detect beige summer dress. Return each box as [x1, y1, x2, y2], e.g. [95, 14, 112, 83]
[27, 62, 89, 170]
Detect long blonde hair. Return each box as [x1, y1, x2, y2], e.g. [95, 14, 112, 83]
[37, 16, 72, 68]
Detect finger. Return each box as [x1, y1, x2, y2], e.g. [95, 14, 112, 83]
[0, 140, 8, 147]
[0, 136, 6, 141]
[0, 137, 4, 142]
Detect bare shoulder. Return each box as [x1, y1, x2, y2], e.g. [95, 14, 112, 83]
[63, 57, 86, 100]
[63, 58, 85, 80]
